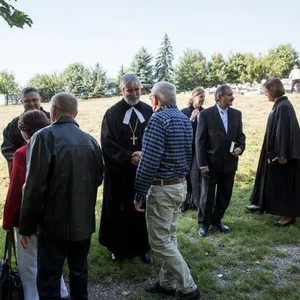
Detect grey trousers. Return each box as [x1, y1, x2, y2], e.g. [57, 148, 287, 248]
[146, 182, 197, 294]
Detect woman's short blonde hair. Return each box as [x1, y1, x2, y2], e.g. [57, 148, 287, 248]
[189, 87, 205, 106]
[263, 77, 285, 99]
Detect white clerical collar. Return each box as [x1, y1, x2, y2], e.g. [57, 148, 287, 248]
[123, 106, 145, 125]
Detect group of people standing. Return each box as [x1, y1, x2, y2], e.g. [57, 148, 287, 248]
[1, 73, 300, 300]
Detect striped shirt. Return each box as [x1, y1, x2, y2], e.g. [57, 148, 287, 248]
[134, 103, 193, 203]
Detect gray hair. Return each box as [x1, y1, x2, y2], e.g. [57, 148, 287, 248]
[120, 74, 141, 89]
[51, 92, 78, 115]
[215, 85, 231, 102]
[151, 82, 176, 106]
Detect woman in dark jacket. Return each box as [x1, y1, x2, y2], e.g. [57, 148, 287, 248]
[181, 87, 205, 211]
[246, 77, 300, 226]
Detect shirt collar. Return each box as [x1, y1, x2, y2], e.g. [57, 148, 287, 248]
[216, 104, 228, 113]
[53, 116, 79, 126]
[156, 103, 177, 113]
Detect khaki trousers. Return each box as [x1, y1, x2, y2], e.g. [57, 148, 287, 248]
[146, 182, 197, 294]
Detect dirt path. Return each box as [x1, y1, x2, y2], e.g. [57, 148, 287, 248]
[86, 244, 300, 299]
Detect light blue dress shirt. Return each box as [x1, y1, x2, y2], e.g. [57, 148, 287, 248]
[216, 104, 228, 133]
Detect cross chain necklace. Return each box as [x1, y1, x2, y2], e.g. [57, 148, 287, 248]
[128, 119, 138, 145]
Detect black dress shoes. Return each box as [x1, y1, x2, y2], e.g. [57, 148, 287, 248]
[274, 218, 296, 227]
[140, 252, 154, 264]
[246, 204, 261, 212]
[198, 227, 208, 237]
[213, 222, 230, 233]
[173, 288, 201, 300]
[144, 280, 176, 296]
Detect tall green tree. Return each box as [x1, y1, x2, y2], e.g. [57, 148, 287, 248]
[224, 52, 249, 84]
[88, 63, 109, 98]
[27, 73, 64, 102]
[131, 47, 154, 94]
[0, 70, 19, 104]
[155, 33, 174, 82]
[265, 44, 299, 78]
[0, 0, 32, 28]
[240, 53, 258, 83]
[62, 63, 90, 99]
[115, 64, 126, 96]
[173, 49, 208, 92]
[207, 53, 227, 86]
[0, 70, 19, 95]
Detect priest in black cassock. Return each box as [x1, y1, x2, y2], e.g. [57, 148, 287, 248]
[246, 77, 300, 226]
[99, 74, 153, 263]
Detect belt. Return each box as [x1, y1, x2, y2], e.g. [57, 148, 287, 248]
[152, 177, 186, 186]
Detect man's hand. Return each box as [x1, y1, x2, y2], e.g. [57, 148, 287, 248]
[131, 151, 141, 166]
[20, 235, 32, 249]
[232, 147, 242, 157]
[200, 166, 209, 172]
[190, 109, 199, 121]
[134, 200, 145, 213]
[272, 157, 288, 164]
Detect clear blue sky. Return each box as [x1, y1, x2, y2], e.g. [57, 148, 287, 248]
[1, 0, 299, 85]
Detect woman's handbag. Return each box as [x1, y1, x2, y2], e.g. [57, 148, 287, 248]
[0, 230, 24, 300]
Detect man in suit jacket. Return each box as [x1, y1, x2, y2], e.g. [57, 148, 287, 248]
[196, 85, 246, 237]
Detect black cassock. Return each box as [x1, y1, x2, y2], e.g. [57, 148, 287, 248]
[250, 96, 300, 216]
[181, 105, 204, 209]
[99, 99, 153, 257]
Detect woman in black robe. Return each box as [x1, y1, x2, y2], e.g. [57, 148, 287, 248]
[246, 77, 300, 226]
[181, 87, 205, 211]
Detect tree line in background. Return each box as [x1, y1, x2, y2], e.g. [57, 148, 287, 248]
[0, 34, 299, 103]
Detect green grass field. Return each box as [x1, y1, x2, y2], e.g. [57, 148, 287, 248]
[1, 93, 300, 299]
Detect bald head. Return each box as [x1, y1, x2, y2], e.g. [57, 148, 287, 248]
[50, 92, 78, 122]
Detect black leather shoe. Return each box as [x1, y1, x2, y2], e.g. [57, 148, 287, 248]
[274, 218, 296, 227]
[180, 202, 189, 212]
[213, 222, 230, 233]
[246, 204, 261, 212]
[198, 227, 208, 237]
[144, 281, 176, 296]
[140, 252, 154, 264]
[173, 288, 200, 300]
[111, 253, 117, 261]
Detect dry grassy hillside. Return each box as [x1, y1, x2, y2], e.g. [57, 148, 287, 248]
[1, 93, 300, 299]
[1, 92, 300, 207]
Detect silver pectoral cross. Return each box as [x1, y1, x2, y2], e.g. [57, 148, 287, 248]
[130, 133, 137, 145]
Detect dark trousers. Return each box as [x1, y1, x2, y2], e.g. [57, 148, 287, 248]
[291, 79, 300, 93]
[198, 171, 235, 227]
[37, 235, 91, 300]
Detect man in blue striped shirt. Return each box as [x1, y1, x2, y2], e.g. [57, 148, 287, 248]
[134, 82, 200, 300]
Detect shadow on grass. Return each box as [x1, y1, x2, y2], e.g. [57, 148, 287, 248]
[0, 177, 299, 299]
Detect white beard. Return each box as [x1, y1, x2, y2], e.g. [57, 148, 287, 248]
[124, 96, 139, 106]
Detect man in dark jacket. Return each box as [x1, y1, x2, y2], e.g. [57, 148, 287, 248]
[196, 85, 246, 237]
[1, 87, 50, 168]
[19, 92, 104, 300]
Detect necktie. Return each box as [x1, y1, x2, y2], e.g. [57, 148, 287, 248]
[220, 110, 228, 133]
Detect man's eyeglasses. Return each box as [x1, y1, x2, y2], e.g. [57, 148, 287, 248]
[23, 99, 39, 104]
[149, 95, 153, 101]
